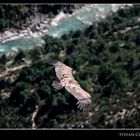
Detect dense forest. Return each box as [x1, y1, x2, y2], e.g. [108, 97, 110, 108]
[0, 5, 140, 128]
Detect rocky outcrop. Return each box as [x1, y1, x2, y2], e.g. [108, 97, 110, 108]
[0, 5, 84, 45]
[0, 14, 50, 44]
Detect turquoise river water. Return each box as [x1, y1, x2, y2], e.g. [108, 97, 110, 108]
[0, 4, 124, 56]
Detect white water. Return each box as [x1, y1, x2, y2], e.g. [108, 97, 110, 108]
[0, 4, 130, 56]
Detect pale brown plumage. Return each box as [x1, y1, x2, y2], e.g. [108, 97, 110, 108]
[46, 59, 91, 111]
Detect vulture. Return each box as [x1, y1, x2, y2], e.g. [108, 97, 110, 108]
[46, 59, 91, 111]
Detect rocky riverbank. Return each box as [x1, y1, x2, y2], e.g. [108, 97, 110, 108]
[0, 4, 132, 45]
[0, 4, 84, 45]
[0, 12, 69, 44]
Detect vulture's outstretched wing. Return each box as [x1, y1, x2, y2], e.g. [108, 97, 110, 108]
[46, 59, 92, 111]
[65, 84, 91, 111]
[46, 59, 75, 80]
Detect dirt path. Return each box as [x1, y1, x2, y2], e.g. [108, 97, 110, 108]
[31, 105, 39, 129]
[0, 60, 31, 78]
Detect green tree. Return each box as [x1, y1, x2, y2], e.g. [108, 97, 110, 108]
[0, 54, 7, 65]
[30, 47, 42, 60]
[13, 49, 26, 64]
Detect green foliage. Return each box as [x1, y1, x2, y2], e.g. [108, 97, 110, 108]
[0, 54, 7, 65]
[0, 64, 5, 72]
[1, 4, 140, 128]
[30, 47, 42, 61]
[13, 49, 26, 65]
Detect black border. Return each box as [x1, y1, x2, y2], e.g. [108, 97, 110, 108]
[1, 129, 140, 138]
[0, 1, 140, 139]
[0, 129, 140, 138]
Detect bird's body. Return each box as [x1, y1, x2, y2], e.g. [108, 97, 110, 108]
[46, 59, 91, 111]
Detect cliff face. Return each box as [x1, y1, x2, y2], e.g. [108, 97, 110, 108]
[0, 4, 84, 44]
[0, 4, 83, 32]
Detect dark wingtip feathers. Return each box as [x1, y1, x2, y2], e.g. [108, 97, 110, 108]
[46, 59, 59, 66]
[77, 98, 91, 111]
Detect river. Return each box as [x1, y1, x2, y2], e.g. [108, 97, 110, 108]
[0, 4, 129, 56]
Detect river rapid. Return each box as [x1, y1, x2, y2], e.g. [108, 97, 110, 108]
[0, 4, 131, 56]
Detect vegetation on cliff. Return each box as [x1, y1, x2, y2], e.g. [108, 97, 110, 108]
[0, 4, 81, 32]
[0, 5, 140, 128]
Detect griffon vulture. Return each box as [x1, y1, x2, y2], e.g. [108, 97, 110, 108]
[46, 59, 91, 111]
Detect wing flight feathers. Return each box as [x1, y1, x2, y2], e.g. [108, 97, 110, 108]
[47, 59, 92, 111]
[65, 85, 91, 111]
